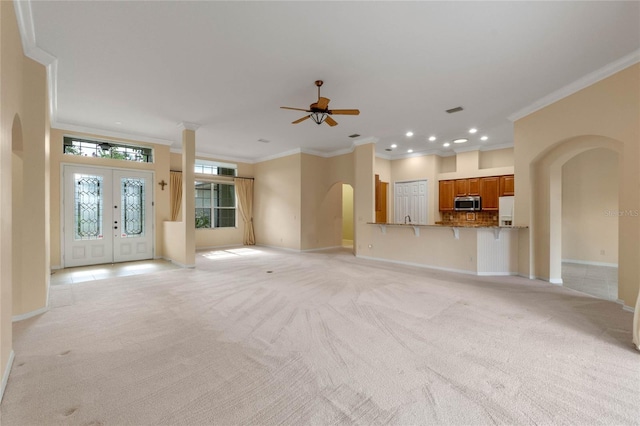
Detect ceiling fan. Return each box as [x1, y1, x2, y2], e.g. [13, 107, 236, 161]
[280, 80, 360, 127]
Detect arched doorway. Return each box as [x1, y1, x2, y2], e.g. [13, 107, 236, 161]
[561, 148, 619, 300]
[342, 184, 354, 250]
[530, 135, 623, 295]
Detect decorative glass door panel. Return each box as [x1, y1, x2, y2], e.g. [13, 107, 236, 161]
[64, 166, 154, 267]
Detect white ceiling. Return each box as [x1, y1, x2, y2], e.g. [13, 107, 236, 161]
[24, 1, 640, 162]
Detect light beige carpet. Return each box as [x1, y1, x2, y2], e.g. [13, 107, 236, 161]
[1, 247, 638, 425]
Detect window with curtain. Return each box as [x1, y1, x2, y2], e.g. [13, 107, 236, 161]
[195, 181, 236, 228]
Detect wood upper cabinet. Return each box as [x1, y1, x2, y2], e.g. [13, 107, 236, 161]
[480, 176, 500, 210]
[499, 175, 515, 196]
[375, 174, 388, 222]
[468, 178, 480, 196]
[439, 180, 455, 211]
[455, 179, 469, 197]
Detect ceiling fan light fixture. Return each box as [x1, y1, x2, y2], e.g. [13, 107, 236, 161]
[310, 112, 327, 125]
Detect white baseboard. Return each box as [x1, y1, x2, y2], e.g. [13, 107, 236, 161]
[255, 244, 302, 253]
[302, 245, 344, 253]
[1, 350, 15, 403]
[50, 265, 62, 270]
[196, 244, 245, 252]
[616, 299, 635, 313]
[12, 306, 48, 322]
[477, 272, 519, 276]
[549, 278, 563, 285]
[562, 259, 618, 268]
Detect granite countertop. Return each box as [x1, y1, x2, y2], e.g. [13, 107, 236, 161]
[367, 222, 528, 229]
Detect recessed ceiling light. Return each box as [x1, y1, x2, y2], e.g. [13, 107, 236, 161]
[428, 136, 436, 142]
[443, 142, 450, 147]
[407, 149, 413, 153]
[406, 131, 414, 137]
[481, 135, 488, 141]
[391, 144, 397, 148]
[115, 121, 122, 125]
[453, 138, 468, 144]
[469, 128, 477, 134]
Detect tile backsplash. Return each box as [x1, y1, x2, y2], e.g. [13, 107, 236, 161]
[439, 211, 498, 226]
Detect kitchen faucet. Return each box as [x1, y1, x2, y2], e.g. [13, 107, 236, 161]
[404, 215, 411, 224]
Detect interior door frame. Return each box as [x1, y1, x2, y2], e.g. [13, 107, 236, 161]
[60, 163, 156, 268]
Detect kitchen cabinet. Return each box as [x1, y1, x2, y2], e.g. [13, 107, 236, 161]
[375, 175, 388, 222]
[480, 177, 500, 211]
[439, 180, 455, 211]
[499, 175, 515, 196]
[468, 178, 480, 196]
[455, 179, 469, 197]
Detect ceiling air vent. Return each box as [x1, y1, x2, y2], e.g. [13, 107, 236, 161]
[257, 138, 270, 143]
[446, 106, 464, 114]
[349, 133, 361, 138]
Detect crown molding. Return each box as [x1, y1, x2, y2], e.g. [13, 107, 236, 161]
[169, 148, 257, 165]
[508, 49, 640, 122]
[177, 122, 200, 132]
[352, 136, 378, 146]
[255, 148, 304, 163]
[14, 0, 58, 123]
[53, 122, 175, 146]
[479, 142, 514, 152]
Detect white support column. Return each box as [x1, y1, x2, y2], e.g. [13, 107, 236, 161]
[178, 122, 198, 267]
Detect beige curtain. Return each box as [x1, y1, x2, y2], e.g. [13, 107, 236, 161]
[170, 171, 182, 221]
[234, 177, 255, 245]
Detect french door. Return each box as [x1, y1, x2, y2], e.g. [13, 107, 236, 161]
[63, 165, 154, 268]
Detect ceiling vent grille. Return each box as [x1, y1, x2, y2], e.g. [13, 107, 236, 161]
[349, 133, 361, 138]
[446, 106, 464, 114]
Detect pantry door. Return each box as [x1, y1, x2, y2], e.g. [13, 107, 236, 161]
[63, 166, 154, 267]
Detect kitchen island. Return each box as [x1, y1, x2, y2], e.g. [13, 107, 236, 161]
[363, 223, 528, 276]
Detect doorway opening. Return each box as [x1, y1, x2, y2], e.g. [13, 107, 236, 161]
[561, 148, 619, 300]
[63, 165, 154, 268]
[342, 184, 354, 249]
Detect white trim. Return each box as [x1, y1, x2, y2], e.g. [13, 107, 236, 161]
[170, 148, 255, 165]
[1, 350, 15, 403]
[353, 137, 378, 146]
[255, 244, 302, 253]
[356, 254, 477, 276]
[616, 299, 635, 313]
[177, 122, 200, 132]
[196, 244, 245, 252]
[255, 148, 304, 163]
[477, 272, 519, 276]
[509, 49, 640, 122]
[562, 259, 618, 268]
[549, 278, 563, 285]
[301, 245, 344, 252]
[54, 123, 175, 146]
[51, 265, 63, 270]
[12, 306, 48, 322]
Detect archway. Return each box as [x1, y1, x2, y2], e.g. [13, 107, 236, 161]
[11, 115, 24, 314]
[341, 183, 354, 250]
[530, 135, 623, 291]
[561, 148, 619, 299]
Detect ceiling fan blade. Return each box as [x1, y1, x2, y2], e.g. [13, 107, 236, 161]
[324, 116, 338, 127]
[292, 115, 311, 124]
[316, 97, 330, 110]
[328, 109, 360, 115]
[281, 106, 311, 112]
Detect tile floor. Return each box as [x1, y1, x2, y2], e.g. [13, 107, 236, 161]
[50, 259, 180, 285]
[562, 262, 618, 301]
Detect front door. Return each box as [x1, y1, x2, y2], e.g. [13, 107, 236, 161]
[63, 165, 154, 267]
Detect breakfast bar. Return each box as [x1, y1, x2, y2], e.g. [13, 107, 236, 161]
[364, 223, 527, 276]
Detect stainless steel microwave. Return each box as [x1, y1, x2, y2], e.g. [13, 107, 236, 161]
[454, 196, 481, 211]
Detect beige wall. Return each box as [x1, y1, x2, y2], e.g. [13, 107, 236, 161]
[480, 148, 514, 169]
[374, 156, 391, 182]
[0, 0, 49, 397]
[514, 64, 639, 308]
[49, 129, 172, 267]
[253, 154, 302, 250]
[562, 148, 618, 265]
